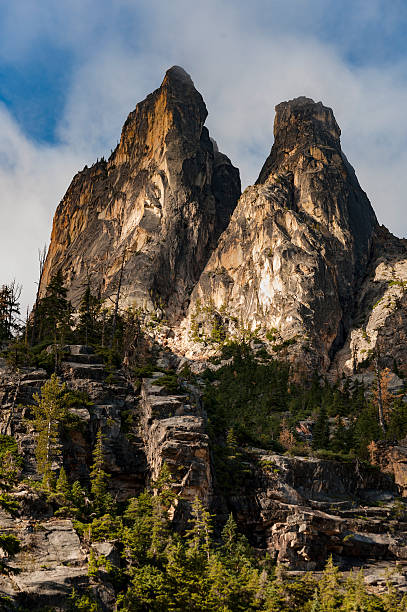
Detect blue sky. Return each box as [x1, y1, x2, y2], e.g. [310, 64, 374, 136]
[2, 0, 406, 144]
[1, 0, 407, 310]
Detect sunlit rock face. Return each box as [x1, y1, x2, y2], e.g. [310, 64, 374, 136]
[332, 226, 407, 378]
[39, 66, 240, 320]
[39, 71, 407, 375]
[187, 97, 378, 371]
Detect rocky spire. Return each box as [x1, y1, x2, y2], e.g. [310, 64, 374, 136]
[186, 97, 377, 371]
[39, 67, 240, 319]
[257, 97, 377, 265]
[257, 96, 341, 184]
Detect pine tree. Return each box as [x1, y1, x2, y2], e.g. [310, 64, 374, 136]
[122, 492, 154, 566]
[90, 429, 113, 515]
[70, 480, 87, 518]
[317, 556, 342, 611]
[312, 405, 330, 449]
[149, 464, 175, 561]
[186, 497, 213, 564]
[0, 282, 21, 343]
[36, 269, 72, 349]
[222, 513, 237, 554]
[0, 533, 21, 574]
[330, 417, 352, 454]
[353, 404, 382, 459]
[379, 567, 407, 611]
[56, 466, 69, 498]
[341, 569, 374, 611]
[0, 435, 22, 485]
[76, 282, 100, 345]
[32, 374, 68, 489]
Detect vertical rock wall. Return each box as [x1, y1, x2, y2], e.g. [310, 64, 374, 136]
[40, 67, 240, 320]
[187, 97, 378, 371]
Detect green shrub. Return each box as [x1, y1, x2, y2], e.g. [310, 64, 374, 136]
[154, 373, 182, 394]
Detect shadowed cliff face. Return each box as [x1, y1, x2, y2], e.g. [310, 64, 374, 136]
[40, 66, 241, 320]
[187, 97, 378, 371]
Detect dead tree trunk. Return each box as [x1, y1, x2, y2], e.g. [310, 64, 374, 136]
[30, 245, 47, 345]
[109, 250, 126, 350]
[375, 350, 386, 435]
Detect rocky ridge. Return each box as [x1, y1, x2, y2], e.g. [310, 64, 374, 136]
[185, 96, 379, 372]
[333, 226, 407, 377]
[39, 67, 240, 320]
[38, 69, 407, 376]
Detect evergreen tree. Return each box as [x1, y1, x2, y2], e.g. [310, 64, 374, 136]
[387, 398, 407, 441]
[90, 429, 113, 515]
[185, 497, 213, 564]
[149, 464, 176, 561]
[341, 568, 375, 611]
[221, 513, 238, 555]
[118, 564, 169, 611]
[316, 556, 341, 611]
[330, 417, 353, 454]
[69, 480, 87, 519]
[0, 435, 22, 485]
[312, 405, 330, 449]
[353, 404, 382, 459]
[32, 374, 68, 489]
[0, 282, 21, 343]
[122, 492, 154, 567]
[36, 269, 72, 348]
[56, 466, 69, 498]
[381, 568, 407, 612]
[76, 282, 101, 345]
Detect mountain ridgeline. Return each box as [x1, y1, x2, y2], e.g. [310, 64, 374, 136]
[39, 68, 406, 375]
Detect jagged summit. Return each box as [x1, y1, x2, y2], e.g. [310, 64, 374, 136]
[282, 95, 316, 105]
[275, 94, 336, 117]
[274, 95, 338, 125]
[164, 65, 194, 84]
[187, 95, 377, 371]
[39, 68, 240, 317]
[257, 96, 341, 184]
[109, 64, 207, 171]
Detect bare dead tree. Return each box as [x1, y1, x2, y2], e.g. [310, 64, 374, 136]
[109, 250, 127, 350]
[374, 346, 386, 435]
[24, 305, 29, 347]
[8, 280, 22, 335]
[30, 245, 47, 345]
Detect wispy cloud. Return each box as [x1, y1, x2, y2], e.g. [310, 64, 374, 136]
[1, 0, 407, 312]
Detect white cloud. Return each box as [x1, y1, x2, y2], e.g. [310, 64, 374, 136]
[0, 104, 82, 313]
[1, 0, 407, 315]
